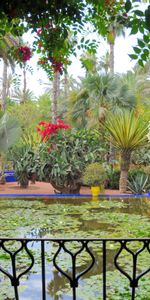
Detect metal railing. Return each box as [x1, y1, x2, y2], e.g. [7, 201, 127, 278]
[0, 238, 150, 300]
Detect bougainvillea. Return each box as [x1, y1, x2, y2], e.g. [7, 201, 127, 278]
[37, 119, 71, 141]
[35, 24, 72, 78]
[15, 45, 32, 63]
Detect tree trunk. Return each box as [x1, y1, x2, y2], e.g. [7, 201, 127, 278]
[52, 71, 60, 123]
[50, 179, 81, 194]
[64, 72, 68, 99]
[109, 32, 115, 164]
[119, 151, 131, 193]
[22, 63, 26, 104]
[2, 59, 8, 111]
[109, 42, 115, 75]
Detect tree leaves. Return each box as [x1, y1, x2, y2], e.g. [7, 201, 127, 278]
[125, 0, 132, 13]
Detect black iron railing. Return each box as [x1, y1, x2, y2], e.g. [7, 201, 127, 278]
[0, 238, 150, 300]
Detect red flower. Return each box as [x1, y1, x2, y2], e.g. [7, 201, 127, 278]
[37, 119, 71, 141]
[15, 45, 32, 62]
[38, 43, 43, 48]
[37, 28, 42, 35]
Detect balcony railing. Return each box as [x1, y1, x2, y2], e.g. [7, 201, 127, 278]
[0, 238, 150, 300]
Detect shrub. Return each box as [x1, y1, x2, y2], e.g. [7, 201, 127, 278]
[38, 129, 105, 194]
[106, 167, 120, 189]
[83, 162, 107, 187]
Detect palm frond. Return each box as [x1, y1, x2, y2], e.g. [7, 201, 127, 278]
[103, 110, 149, 151]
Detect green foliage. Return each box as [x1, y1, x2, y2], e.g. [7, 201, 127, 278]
[8, 99, 51, 134]
[83, 162, 107, 186]
[0, 0, 149, 67]
[0, 113, 21, 152]
[38, 129, 104, 193]
[9, 145, 38, 188]
[131, 146, 150, 165]
[103, 110, 149, 151]
[127, 173, 150, 194]
[106, 166, 120, 189]
[128, 168, 146, 182]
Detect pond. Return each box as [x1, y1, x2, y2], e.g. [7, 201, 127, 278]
[0, 196, 150, 299]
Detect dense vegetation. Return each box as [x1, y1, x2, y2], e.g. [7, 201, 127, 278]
[0, 1, 150, 191]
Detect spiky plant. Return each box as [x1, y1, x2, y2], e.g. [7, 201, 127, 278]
[127, 174, 150, 194]
[103, 110, 149, 193]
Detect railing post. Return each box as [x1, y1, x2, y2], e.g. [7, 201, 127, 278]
[103, 240, 106, 300]
[41, 240, 46, 300]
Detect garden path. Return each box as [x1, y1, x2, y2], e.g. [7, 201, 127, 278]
[0, 181, 121, 195]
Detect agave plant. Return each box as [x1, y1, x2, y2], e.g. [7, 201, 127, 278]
[127, 174, 150, 194]
[103, 110, 149, 193]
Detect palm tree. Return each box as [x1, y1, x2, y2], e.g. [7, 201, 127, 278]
[80, 51, 98, 76]
[13, 88, 35, 103]
[103, 110, 149, 193]
[121, 69, 150, 115]
[0, 34, 20, 110]
[99, 51, 110, 74]
[69, 73, 136, 129]
[107, 16, 126, 74]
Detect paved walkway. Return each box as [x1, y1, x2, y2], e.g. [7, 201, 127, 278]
[0, 181, 121, 195]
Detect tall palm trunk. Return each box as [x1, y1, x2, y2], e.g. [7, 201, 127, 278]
[109, 42, 115, 75]
[119, 151, 131, 193]
[2, 59, 8, 111]
[52, 71, 60, 123]
[22, 63, 27, 104]
[64, 72, 68, 99]
[109, 28, 116, 164]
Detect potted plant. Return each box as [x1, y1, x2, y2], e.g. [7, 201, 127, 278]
[83, 162, 107, 197]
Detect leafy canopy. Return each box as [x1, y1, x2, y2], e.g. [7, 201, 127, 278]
[0, 0, 150, 68]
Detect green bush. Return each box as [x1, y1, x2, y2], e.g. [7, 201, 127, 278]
[82, 162, 107, 186]
[106, 167, 120, 189]
[38, 129, 105, 193]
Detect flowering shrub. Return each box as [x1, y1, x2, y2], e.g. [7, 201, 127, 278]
[38, 129, 104, 193]
[37, 119, 71, 141]
[35, 25, 71, 77]
[15, 45, 32, 63]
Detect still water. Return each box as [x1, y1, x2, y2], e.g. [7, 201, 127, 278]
[0, 196, 150, 299]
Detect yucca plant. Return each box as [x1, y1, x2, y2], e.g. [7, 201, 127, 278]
[127, 174, 150, 194]
[103, 110, 149, 193]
